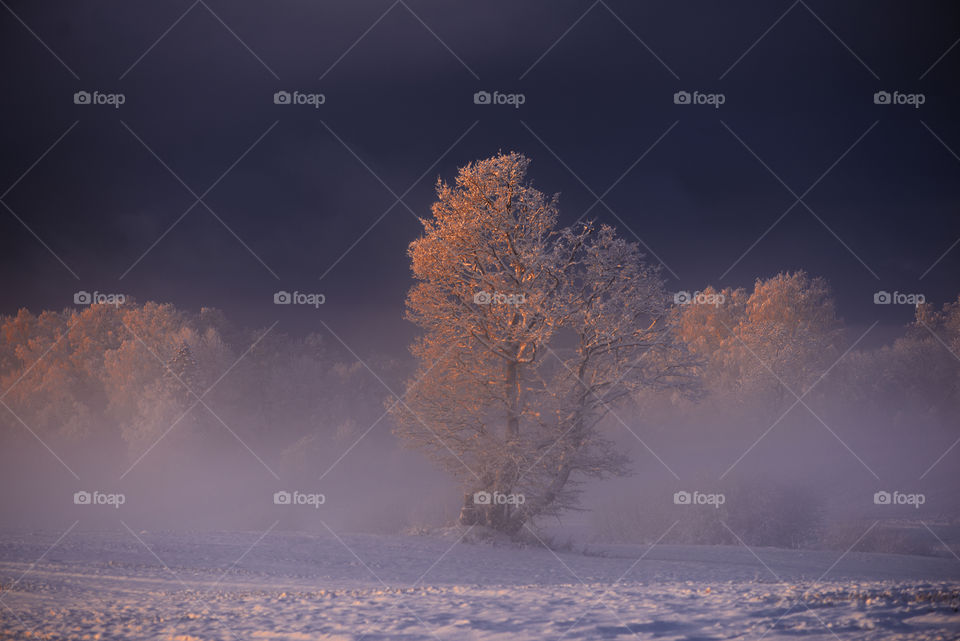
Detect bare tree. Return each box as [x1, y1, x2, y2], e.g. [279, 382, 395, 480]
[390, 152, 699, 535]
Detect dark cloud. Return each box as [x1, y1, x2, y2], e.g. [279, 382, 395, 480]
[2, 0, 959, 350]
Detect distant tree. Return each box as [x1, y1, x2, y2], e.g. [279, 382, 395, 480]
[676, 272, 843, 414]
[874, 296, 960, 423]
[390, 152, 699, 535]
[164, 342, 201, 400]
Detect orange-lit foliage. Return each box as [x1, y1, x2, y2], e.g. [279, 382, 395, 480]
[391, 153, 699, 534]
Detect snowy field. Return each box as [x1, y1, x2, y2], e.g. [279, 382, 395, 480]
[0, 529, 958, 640]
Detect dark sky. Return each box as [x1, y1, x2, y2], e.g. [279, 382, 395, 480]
[2, 1, 958, 352]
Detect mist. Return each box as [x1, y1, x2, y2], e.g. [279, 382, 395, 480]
[2, 2, 959, 638]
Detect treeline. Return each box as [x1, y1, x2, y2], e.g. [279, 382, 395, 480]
[673, 271, 960, 424]
[0, 301, 405, 476]
[0, 275, 957, 493]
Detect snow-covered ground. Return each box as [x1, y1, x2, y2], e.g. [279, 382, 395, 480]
[0, 528, 957, 640]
